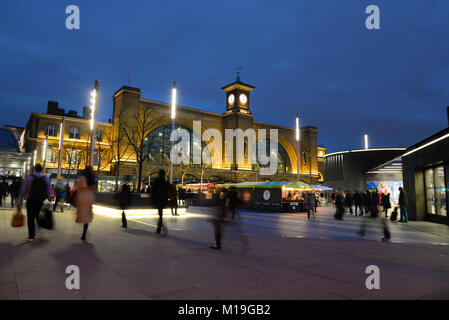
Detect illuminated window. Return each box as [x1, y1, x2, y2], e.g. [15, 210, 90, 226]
[45, 145, 56, 163]
[69, 127, 80, 139]
[425, 166, 447, 216]
[253, 141, 291, 174]
[45, 124, 57, 137]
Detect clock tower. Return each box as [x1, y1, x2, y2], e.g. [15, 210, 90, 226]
[222, 71, 255, 115]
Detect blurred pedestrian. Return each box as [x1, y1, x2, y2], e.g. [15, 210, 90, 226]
[10, 178, 22, 208]
[152, 170, 169, 235]
[53, 178, 67, 212]
[334, 190, 345, 220]
[0, 179, 7, 206]
[345, 191, 353, 215]
[398, 187, 409, 223]
[305, 191, 315, 219]
[358, 190, 391, 241]
[353, 190, 363, 216]
[363, 190, 371, 215]
[381, 191, 391, 218]
[118, 179, 132, 228]
[227, 187, 240, 219]
[168, 183, 179, 216]
[74, 167, 95, 241]
[17, 164, 51, 242]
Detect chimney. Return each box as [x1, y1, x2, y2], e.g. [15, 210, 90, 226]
[447, 106, 449, 127]
[47, 101, 59, 115]
[82, 106, 90, 119]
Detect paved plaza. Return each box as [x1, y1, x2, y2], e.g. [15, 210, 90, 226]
[0, 201, 448, 300]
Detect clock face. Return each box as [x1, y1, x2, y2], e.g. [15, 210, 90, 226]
[228, 94, 235, 105]
[239, 93, 248, 104]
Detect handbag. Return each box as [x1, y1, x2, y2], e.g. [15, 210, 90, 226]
[11, 211, 25, 228]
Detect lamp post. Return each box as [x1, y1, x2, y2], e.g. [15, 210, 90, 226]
[42, 135, 48, 173]
[57, 116, 65, 179]
[296, 113, 300, 182]
[170, 80, 176, 184]
[364, 134, 369, 150]
[90, 80, 100, 168]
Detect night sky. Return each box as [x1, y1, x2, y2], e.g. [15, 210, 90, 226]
[1, 0, 448, 152]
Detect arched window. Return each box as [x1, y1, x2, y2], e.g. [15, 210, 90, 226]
[142, 124, 209, 167]
[253, 141, 291, 174]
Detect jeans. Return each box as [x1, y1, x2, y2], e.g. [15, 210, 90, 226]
[156, 207, 164, 233]
[400, 206, 408, 222]
[355, 204, 363, 216]
[26, 198, 44, 239]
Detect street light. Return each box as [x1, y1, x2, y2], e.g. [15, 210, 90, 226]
[296, 113, 300, 182]
[364, 134, 369, 150]
[42, 135, 48, 172]
[57, 117, 65, 179]
[170, 80, 176, 184]
[90, 80, 100, 168]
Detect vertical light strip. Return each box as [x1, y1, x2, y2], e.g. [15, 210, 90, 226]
[364, 134, 369, 150]
[171, 81, 177, 120]
[90, 89, 97, 130]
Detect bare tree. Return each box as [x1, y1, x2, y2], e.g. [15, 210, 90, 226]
[105, 115, 131, 191]
[121, 104, 164, 191]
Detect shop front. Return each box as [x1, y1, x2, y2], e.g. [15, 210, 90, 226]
[402, 126, 449, 225]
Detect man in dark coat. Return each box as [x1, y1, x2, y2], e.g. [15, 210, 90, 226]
[398, 187, 409, 222]
[119, 182, 132, 228]
[152, 170, 169, 235]
[344, 191, 354, 215]
[353, 191, 363, 216]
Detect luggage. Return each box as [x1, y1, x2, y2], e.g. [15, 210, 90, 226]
[38, 207, 54, 230]
[390, 207, 398, 221]
[11, 211, 25, 228]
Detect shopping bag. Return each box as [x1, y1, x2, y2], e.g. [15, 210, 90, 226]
[11, 211, 25, 228]
[38, 207, 54, 230]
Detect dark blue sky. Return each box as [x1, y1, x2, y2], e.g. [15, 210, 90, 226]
[1, 0, 448, 152]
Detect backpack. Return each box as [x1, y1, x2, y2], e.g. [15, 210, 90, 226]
[30, 175, 47, 202]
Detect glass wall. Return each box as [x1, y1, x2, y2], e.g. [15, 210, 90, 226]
[424, 166, 447, 216]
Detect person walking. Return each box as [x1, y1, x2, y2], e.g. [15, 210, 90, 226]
[353, 190, 363, 217]
[331, 192, 336, 210]
[0, 179, 7, 207]
[17, 164, 51, 242]
[151, 170, 169, 235]
[168, 184, 179, 216]
[73, 167, 95, 241]
[345, 191, 354, 215]
[10, 178, 22, 208]
[305, 191, 315, 219]
[118, 182, 132, 228]
[381, 191, 391, 218]
[334, 190, 345, 220]
[363, 190, 371, 215]
[227, 187, 240, 219]
[53, 178, 67, 212]
[398, 187, 409, 222]
[358, 191, 391, 242]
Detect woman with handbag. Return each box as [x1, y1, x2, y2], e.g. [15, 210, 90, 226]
[73, 167, 95, 241]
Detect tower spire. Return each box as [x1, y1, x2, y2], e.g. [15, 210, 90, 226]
[236, 65, 243, 82]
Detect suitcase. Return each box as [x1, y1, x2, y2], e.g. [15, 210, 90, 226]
[390, 207, 398, 221]
[38, 207, 54, 230]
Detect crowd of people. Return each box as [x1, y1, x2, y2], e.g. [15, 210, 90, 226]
[330, 187, 409, 241]
[9, 162, 410, 247]
[330, 188, 408, 222]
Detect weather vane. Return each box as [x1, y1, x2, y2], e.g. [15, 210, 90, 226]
[236, 65, 243, 81]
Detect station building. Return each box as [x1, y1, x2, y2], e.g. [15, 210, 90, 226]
[22, 77, 326, 189]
